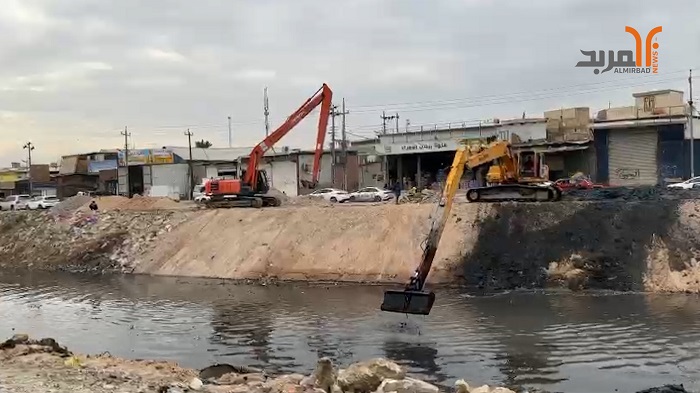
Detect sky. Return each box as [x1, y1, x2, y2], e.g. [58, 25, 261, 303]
[0, 0, 699, 166]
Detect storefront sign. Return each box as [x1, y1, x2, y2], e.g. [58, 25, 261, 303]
[117, 149, 174, 166]
[88, 160, 118, 174]
[0, 172, 21, 182]
[382, 140, 459, 155]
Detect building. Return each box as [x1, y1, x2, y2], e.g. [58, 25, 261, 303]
[593, 89, 698, 186]
[375, 118, 548, 189]
[117, 146, 256, 198]
[349, 138, 383, 188]
[237, 149, 360, 196]
[511, 107, 596, 181]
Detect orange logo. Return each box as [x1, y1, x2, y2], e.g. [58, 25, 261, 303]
[624, 26, 662, 72]
[576, 26, 662, 75]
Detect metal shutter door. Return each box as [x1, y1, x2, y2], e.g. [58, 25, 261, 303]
[609, 128, 658, 186]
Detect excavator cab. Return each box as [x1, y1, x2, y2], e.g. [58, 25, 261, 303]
[256, 170, 271, 194]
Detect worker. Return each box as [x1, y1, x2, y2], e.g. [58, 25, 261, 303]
[89, 200, 98, 211]
[392, 181, 402, 204]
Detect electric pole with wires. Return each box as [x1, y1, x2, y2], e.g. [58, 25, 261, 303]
[185, 129, 195, 200]
[120, 126, 131, 197]
[329, 104, 339, 186]
[23, 142, 34, 196]
[339, 98, 350, 190]
[690, 69, 695, 177]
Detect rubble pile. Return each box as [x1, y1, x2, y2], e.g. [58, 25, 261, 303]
[0, 335, 521, 393]
[564, 185, 700, 201]
[0, 210, 190, 273]
[399, 188, 440, 204]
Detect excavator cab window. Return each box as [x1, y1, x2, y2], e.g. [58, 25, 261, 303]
[257, 170, 271, 194]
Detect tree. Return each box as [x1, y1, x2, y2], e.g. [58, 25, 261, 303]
[195, 140, 212, 148]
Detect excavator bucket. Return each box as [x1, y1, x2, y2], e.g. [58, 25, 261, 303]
[380, 289, 436, 315]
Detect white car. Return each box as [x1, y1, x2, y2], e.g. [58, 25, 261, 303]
[667, 176, 700, 190]
[347, 186, 394, 202]
[27, 196, 60, 210]
[193, 184, 210, 203]
[0, 194, 32, 211]
[308, 188, 351, 203]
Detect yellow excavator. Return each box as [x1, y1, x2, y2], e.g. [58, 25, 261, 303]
[380, 141, 560, 315]
[463, 140, 561, 203]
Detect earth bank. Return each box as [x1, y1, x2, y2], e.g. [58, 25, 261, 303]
[1, 195, 700, 292]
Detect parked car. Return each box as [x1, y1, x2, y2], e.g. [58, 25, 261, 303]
[0, 194, 32, 211]
[27, 196, 60, 210]
[308, 188, 351, 203]
[347, 187, 394, 202]
[667, 176, 700, 190]
[193, 183, 210, 203]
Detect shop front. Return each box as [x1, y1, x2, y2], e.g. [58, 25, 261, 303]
[380, 140, 469, 190]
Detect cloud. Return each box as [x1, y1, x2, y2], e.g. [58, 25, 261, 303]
[0, 0, 697, 164]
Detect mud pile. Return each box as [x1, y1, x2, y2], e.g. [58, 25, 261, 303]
[0, 210, 189, 273]
[564, 185, 700, 201]
[0, 334, 519, 393]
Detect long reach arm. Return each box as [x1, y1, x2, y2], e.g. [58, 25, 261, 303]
[380, 146, 470, 315]
[244, 84, 333, 189]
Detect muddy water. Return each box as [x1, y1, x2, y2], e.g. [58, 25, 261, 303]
[1, 271, 699, 393]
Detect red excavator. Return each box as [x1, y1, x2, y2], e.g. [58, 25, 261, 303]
[204, 84, 333, 208]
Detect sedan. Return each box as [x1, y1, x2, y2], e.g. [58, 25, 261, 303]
[667, 176, 700, 190]
[0, 194, 31, 211]
[308, 188, 351, 203]
[347, 187, 394, 202]
[27, 196, 60, 210]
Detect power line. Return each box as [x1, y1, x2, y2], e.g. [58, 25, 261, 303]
[349, 67, 696, 111]
[350, 75, 687, 114]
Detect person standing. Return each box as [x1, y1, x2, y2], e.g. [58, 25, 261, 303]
[392, 181, 402, 204]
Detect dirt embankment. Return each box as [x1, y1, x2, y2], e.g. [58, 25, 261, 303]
[135, 204, 482, 283]
[134, 199, 700, 293]
[4, 193, 700, 293]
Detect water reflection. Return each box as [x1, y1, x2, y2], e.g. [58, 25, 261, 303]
[1, 271, 700, 393]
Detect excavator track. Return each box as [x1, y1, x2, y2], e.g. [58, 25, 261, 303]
[204, 196, 278, 209]
[466, 184, 561, 203]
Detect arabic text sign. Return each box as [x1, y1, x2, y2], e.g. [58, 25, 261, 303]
[117, 149, 174, 166]
[576, 26, 661, 75]
[382, 140, 458, 155]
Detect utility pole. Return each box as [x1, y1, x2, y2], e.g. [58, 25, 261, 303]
[339, 98, 350, 190]
[329, 104, 339, 185]
[120, 126, 131, 197]
[690, 69, 695, 178]
[228, 116, 232, 148]
[380, 111, 397, 135]
[185, 129, 195, 200]
[22, 142, 34, 196]
[264, 87, 270, 137]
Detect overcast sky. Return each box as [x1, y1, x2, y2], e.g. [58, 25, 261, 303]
[0, 0, 698, 165]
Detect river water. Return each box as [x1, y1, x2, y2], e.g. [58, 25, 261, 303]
[1, 271, 699, 393]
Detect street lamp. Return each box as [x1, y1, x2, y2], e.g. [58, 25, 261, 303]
[23, 142, 34, 195]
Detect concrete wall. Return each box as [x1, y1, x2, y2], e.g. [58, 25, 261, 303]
[150, 164, 189, 198]
[266, 160, 298, 197]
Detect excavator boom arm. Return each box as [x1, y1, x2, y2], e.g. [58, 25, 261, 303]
[380, 146, 469, 315]
[411, 146, 469, 290]
[244, 84, 333, 189]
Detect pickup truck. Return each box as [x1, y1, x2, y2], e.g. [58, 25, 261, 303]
[0, 194, 32, 210]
